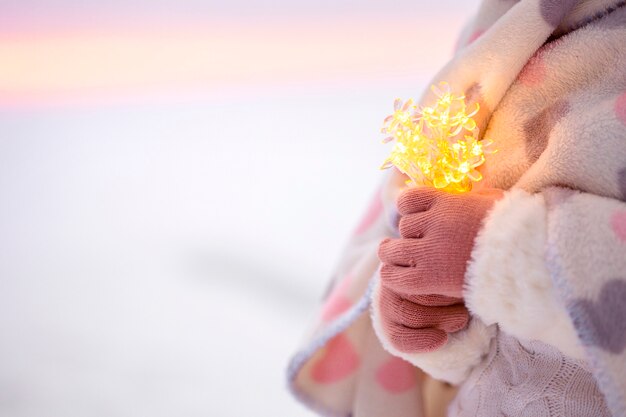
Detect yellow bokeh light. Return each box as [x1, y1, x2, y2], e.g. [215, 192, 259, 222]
[380, 81, 496, 193]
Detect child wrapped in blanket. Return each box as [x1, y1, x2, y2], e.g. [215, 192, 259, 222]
[287, 0, 626, 416]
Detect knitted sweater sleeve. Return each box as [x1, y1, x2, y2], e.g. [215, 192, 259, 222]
[467, 186, 626, 414]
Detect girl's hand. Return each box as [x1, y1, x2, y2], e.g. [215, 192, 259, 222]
[376, 187, 503, 352]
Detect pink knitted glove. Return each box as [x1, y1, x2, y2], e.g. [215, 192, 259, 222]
[377, 187, 503, 353]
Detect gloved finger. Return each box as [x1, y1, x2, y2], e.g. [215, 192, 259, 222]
[476, 188, 506, 199]
[397, 187, 446, 216]
[382, 319, 449, 353]
[378, 237, 423, 267]
[398, 211, 437, 238]
[379, 287, 469, 332]
[380, 262, 463, 298]
[406, 294, 461, 307]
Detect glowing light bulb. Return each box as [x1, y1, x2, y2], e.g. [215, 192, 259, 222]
[380, 81, 496, 193]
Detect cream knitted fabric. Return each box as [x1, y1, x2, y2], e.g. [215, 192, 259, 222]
[448, 329, 610, 417]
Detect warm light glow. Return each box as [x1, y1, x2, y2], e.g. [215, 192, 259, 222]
[381, 82, 495, 193]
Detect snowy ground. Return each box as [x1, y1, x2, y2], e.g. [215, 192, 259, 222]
[0, 86, 417, 417]
[0, 1, 481, 415]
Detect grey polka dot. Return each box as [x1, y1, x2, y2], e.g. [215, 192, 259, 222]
[540, 0, 578, 27]
[523, 100, 571, 163]
[569, 279, 626, 354]
[618, 167, 626, 200]
[544, 186, 578, 209]
[602, 3, 626, 30]
[388, 208, 400, 238]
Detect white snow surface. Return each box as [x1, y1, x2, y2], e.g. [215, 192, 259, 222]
[0, 2, 482, 415]
[0, 86, 415, 417]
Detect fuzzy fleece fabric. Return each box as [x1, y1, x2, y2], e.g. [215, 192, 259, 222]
[288, 0, 626, 416]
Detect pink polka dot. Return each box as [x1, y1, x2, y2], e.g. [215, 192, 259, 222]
[611, 210, 626, 243]
[453, 29, 484, 54]
[311, 334, 360, 384]
[518, 55, 546, 86]
[320, 294, 352, 322]
[467, 29, 485, 45]
[320, 275, 353, 321]
[354, 189, 383, 235]
[375, 356, 417, 394]
[615, 92, 626, 126]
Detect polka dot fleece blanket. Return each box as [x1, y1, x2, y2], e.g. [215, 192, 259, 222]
[287, 1, 626, 416]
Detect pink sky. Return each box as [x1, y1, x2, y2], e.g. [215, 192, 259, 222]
[0, 12, 472, 107]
